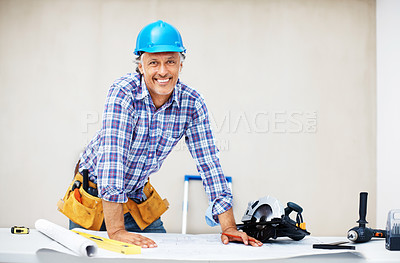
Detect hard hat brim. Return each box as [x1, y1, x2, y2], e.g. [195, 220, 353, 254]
[134, 45, 186, 56]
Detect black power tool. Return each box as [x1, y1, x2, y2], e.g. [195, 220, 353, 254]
[236, 196, 310, 242]
[347, 192, 386, 243]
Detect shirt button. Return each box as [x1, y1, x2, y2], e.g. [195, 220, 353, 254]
[149, 153, 153, 158]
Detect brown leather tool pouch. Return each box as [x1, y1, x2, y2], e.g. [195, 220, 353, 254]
[124, 182, 169, 230]
[58, 172, 169, 231]
[57, 172, 104, 231]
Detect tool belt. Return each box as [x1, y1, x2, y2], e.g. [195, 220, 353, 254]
[57, 171, 169, 231]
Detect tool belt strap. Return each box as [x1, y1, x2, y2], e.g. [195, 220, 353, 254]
[57, 172, 169, 231]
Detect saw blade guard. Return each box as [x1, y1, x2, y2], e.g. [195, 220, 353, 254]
[241, 196, 285, 223]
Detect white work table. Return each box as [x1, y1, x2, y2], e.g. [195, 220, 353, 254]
[0, 228, 399, 263]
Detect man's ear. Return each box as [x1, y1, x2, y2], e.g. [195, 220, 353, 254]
[138, 63, 144, 75]
[179, 62, 183, 72]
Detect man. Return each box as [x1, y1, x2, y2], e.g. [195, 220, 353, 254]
[74, 20, 261, 248]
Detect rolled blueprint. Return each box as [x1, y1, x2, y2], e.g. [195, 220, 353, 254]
[35, 219, 98, 257]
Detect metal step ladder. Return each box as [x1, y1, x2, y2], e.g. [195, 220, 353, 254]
[181, 174, 232, 234]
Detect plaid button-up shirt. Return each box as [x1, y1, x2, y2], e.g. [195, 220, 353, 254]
[79, 73, 232, 224]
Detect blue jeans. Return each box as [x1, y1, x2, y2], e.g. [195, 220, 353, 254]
[69, 212, 166, 233]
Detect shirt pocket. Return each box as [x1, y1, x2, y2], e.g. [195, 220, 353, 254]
[156, 119, 185, 160]
[165, 114, 185, 139]
[156, 135, 177, 161]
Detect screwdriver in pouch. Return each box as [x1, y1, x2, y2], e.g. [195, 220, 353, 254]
[82, 169, 89, 192]
[82, 169, 98, 197]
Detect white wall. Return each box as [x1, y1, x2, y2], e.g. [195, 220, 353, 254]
[0, 0, 376, 236]
[377, 0, 400, 227]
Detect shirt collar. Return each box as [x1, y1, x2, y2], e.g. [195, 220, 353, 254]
[134, 76, 149, 100]
[171, 80, 181, 108]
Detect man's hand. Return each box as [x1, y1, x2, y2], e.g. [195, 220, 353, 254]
[108, 229, 157, 248]
[218, 208, 262, 247]
[102, 199, 157, 248]
[220, 227, 262, 247]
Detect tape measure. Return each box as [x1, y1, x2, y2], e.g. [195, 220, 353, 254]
[72, 230, 141, 255]
[11, 226, 29, 234]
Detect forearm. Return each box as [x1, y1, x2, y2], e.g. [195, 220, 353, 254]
[218, 207, 237, 232]
[102, 199, 125, 238]
[101, 199, 157, 248]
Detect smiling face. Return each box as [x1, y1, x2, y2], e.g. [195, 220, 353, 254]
[138, 52, 182, 108]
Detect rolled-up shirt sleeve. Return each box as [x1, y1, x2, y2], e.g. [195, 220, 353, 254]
[184, 98, 233, 226]
[96, 84, 134, 203]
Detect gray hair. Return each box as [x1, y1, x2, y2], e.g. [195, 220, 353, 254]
[134, 52, 186, 75]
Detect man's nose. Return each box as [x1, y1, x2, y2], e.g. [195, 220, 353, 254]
[158, 63, 168, 75]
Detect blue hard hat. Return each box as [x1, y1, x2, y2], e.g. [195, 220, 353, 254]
[134, 20, 186, 55]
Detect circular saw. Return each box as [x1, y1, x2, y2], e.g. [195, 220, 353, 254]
[237, 196, 310, 242]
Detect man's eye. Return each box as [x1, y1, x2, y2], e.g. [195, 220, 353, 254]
[167, 60, 176, 64]
[149, 61, 157, 65]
